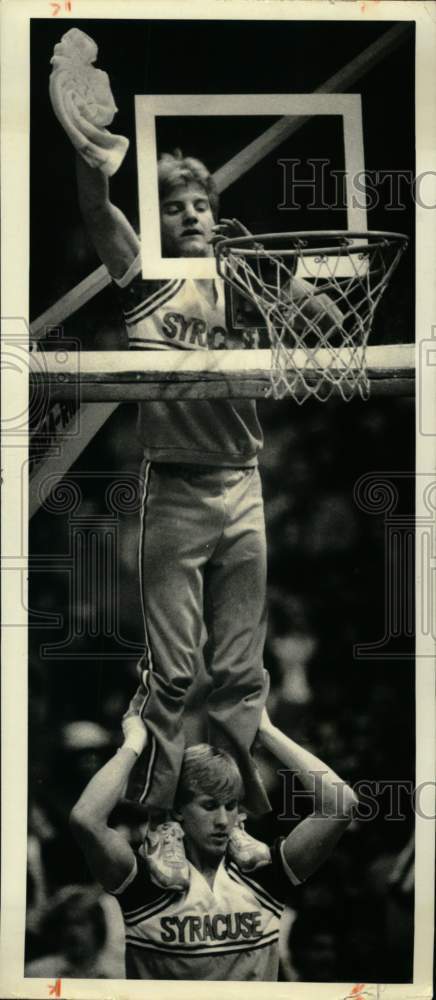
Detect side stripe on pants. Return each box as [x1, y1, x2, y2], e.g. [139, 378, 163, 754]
[138, 460, 157, 804]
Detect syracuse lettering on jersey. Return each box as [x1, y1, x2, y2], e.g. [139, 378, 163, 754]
[160, 911, 263, 944]
[161, 311, 260, 350]
[162, 311, 227, 348]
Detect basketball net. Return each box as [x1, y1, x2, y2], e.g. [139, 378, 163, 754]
[216, 231, 408, 403]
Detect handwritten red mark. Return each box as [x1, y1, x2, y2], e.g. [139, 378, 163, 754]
[51, 1, 72, 15]
[342, 986, 369, 1000]
[48, 980, 61, 998]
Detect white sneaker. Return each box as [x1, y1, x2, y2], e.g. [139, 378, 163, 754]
[228, 815, 271, 872]
[144, 821, 190, 891]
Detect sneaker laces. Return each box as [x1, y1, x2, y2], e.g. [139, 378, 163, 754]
[228, 814, 270, 871]
[148, 823, 185, 862]
[162, 826, 184, 856]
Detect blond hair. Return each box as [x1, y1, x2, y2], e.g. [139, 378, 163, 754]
[157, 149, 219, 219]
[176, 743, 244, 806]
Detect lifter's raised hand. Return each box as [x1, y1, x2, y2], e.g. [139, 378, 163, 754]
[122, 682, 149, 757]
[257, 707, 276, 741]
[49, 28, 129, 176]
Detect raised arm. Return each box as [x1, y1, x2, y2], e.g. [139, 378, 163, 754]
[76, 155, 139, 279]
[49, 29, 139, 280]
[70, 709, 147, 892]
[257, 709, 357, 883]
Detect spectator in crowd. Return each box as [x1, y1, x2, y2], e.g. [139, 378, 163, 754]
[25, 885, 123, 979]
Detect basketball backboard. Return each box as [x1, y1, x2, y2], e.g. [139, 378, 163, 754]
[135, 93, 367, 281]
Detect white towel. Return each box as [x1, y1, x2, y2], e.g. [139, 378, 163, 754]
[49, 28, 129, 176]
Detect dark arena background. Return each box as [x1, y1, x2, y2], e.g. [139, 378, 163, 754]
[27, 18, 415, 982]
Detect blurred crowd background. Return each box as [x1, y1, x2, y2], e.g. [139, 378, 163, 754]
[27, 390, 415, 982]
